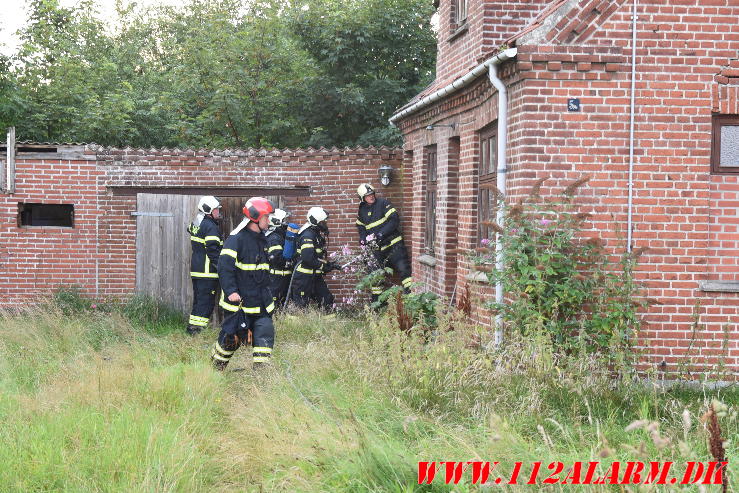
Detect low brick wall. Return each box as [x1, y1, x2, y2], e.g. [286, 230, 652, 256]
[1, 145, 405, 308]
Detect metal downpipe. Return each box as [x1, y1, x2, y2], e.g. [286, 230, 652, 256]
[488, 63, 508, 345]
[627, 0, 638, 252]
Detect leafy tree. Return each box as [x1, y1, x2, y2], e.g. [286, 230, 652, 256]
[10, 0, 96, 141]
[144, 0, 316, 148]
[2, 0, 436, 148]
[288, 0, 436, 147]
[0, 54, 24, 132]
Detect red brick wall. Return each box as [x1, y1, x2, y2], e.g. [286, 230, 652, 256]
[3, 146, 404, 308]
[398, 0, 739, 375]
[0, 155, 103, 301]
[530, 0, 739, 375]
[709, 175, 739, 282]
[433, 0, 548, 90]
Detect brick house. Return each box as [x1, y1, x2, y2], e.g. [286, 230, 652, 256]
[390, 0, 739, 375]
[0, 142, 404, 312]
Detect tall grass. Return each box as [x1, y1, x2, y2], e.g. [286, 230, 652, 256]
[0, 305, 225, 491]
[0, 298, 735, 491]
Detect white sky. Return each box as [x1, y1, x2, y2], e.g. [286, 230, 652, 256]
[0, 0, 181, 56]
[0, 0, 29, 55]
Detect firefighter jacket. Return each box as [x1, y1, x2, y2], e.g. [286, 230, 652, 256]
[265, 227, 291, 276]
[188, 215, 223, 278]
[356, 197, 403, 252]
[218, 227, 275, 315]
[295, 226, 328, 275]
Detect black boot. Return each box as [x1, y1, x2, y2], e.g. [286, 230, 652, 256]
[186, 324, 202, 336]
[211, 356, 228, 371]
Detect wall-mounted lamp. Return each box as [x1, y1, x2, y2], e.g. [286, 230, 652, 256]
[425, 123, 456, 131]
[378, 164, 394, 186]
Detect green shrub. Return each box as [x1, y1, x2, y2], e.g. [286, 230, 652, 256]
[52, 285, 92, 314]
[472, 178, 645, 360]
[120, 294, 186, 335]
[52, 288, 185, 335]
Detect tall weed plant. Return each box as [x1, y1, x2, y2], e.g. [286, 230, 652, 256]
[349, 308, 737, 489]
[472, 178, 646, 362]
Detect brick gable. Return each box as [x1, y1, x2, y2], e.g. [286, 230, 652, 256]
[393, 0, 739, 377]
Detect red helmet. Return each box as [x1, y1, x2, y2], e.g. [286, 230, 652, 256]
[243, 197, 275, 223]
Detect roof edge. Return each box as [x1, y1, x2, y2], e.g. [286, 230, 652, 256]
[388, 48, 518, 127]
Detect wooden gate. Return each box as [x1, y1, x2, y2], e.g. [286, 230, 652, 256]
[135, 194, 284, 313]
[135, 193, 201, 312]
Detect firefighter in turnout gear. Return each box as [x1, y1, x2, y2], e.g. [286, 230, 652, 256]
[186, 196, 223, 335]
[211, 197, 276, 370]
[356, 184, 412, 302]
[290, 207, 339, 311]
[265, 208, 292, 308]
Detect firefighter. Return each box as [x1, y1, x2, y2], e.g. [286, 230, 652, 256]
[265, 208, 292, 308]
[211, 197, 276, 370]
[355, 183, 412, 302]
[290, 207, 340, 311]
[186, 195, 223, 335]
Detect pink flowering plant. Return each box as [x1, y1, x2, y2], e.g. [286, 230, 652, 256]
[471, 177, 646, 358]
[328, 241, 385, 310]
[353, 243, 388, 292]
[330, 241, 440, 326]
[328, 242, 381, 279]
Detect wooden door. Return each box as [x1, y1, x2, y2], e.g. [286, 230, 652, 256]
[135, 194, 200, 312]
[135, 194, 283, 313]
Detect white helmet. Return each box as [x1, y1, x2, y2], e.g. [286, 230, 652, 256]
[307, 206, 328, 225]
[357, 183, 375, 200]
[197, 196, 221, 214]
[268, 208, 289, 228]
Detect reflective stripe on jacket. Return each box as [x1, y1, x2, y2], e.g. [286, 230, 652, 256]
[356, 196, 402, 247]
[188, 216, 223, 278]
[218, 227, 275, 315]
[296, 226, 328, 276]
[266, 227, 290, 276]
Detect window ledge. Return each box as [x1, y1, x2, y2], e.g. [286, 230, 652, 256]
[418, 254, 437, 267]
[710, 169, 739, 175]
[17, 226, 75, 230]
[700, 281, 739, 293]
[447, 22, 468, 42]
[465, 271, 489, 283]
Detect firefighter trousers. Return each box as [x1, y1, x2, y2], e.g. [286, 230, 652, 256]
[270, 273, 291, 308]
[211, 311, 274, 369]
[371, 241, 412, 302]
[290, 272, 334, 311]
[189, 278, 219, 328]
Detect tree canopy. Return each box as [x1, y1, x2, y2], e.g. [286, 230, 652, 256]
[0, 0, 436, 148]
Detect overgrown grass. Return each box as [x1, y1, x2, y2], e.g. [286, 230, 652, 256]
[0, 297, 736, 491]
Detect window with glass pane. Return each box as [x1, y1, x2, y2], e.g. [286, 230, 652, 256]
[478, 125, 497, 243]
[455, 0, 467, 24]
[712, 115, 739, 173]
[425, 145, 437, 255]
